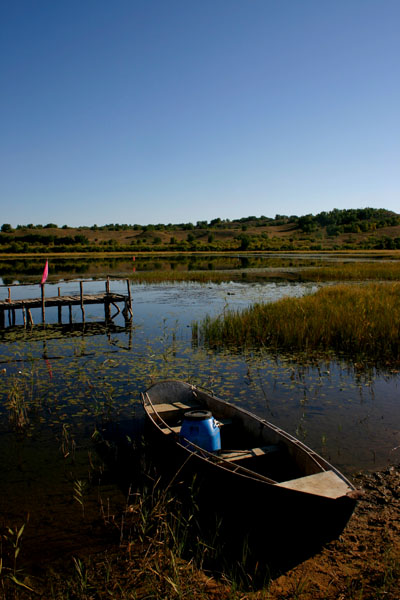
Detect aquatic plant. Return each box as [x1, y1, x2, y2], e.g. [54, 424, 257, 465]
[73, 480, 87, 517]
[194, 283, 400, 366]
[6, 376, 30, 431]
[0, 518, 34, 595]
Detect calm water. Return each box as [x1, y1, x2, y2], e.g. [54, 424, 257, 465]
[0, 250, 398, 285]
[0, 257, 399, 565]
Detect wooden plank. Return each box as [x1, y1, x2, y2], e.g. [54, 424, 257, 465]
[276, 470, 353, 499]
[161, 425, 181, 435]
[220, 445, 279, 462]
[0, 293, 127, 310]
[151, 402, 192, 414]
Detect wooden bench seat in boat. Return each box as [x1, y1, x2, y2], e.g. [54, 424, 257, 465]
[276, 470, 353, 500]
[220, 445, 280, 462]
[148, 401, 200, 420]
[160, 425, 181, 435]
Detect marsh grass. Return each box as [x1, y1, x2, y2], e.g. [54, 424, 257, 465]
[6, 370, 36, 432]
[194, 283, 400, 365]
[300, 261, 400, 282]
[0, 518, 35, 597]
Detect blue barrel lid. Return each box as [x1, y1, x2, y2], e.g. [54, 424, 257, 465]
[183, 410, 212, 421]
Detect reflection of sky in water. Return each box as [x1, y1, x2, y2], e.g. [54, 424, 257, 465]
[0, 280, 320, 331]
[128, 281, 320, 333]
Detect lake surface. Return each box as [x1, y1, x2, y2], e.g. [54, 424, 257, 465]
[0, 255, 399, 565]
[1, 250, 398, 285]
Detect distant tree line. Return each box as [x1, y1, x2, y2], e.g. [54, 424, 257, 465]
[1, 208, 400, 252]
[297, 208, 400, 234]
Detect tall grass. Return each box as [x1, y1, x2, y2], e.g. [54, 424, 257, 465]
[300, 261, 400, 281]
[194, 283, 400, 364]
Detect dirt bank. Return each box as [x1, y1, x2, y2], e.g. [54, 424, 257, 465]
[254, 465, 400, 599]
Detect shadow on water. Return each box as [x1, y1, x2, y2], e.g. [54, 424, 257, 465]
[98, 416, 354, 589]
[0, 320, 133, 344]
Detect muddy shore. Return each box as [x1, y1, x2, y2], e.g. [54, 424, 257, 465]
[5, 465, 400, 598]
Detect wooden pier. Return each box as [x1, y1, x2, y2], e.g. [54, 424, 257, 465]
[0, 278, 133, 328]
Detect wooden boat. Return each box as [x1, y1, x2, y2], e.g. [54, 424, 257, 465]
[142, 380, 359, 551]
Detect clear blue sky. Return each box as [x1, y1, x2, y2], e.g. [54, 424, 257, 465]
[1, 0, 399, 227]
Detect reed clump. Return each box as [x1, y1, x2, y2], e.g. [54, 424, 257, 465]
[195, 283, 400, 365]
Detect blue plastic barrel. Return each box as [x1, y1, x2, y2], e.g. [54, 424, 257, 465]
[179, 410, 221, 452]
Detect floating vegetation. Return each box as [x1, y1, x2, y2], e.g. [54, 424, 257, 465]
[194, 283, 400, 367]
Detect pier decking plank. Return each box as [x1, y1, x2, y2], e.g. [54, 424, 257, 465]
[0, 293, 126, 310]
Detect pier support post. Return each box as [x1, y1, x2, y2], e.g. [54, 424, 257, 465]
[127, 279, 133, 317]
[0, 309, 4, 328]
[104, 300, 111, 321]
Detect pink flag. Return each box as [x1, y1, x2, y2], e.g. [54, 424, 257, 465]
[41, 260, 49, 284]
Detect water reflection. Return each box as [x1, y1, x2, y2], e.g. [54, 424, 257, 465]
[1, 251, 398, 284]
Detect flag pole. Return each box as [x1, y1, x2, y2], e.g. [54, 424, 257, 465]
[41, 283, 46, 323]
[40, 260, 49, 323]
